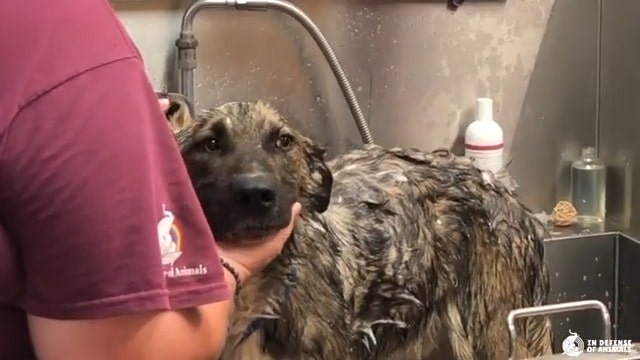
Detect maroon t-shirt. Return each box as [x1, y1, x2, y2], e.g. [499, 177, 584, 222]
[0, 1, 229, 358]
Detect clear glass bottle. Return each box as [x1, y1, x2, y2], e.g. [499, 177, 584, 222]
[570, 147, 606, 223]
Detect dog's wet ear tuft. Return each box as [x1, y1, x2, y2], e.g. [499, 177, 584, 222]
[305, 143, 333, 213]
[166, 102, 182, 120]
[159, 92, 195, 132]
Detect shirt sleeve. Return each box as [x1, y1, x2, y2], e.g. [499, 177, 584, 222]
[0, 57, 230, 320]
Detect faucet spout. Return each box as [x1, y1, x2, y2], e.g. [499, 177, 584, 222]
[175, 0, 374, 145]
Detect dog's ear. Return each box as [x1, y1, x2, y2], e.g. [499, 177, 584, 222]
[160, 92, 195, 132]
[304, 142, 333, 213]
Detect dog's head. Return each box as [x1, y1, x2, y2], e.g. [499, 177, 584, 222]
[164, 98, 333, 242]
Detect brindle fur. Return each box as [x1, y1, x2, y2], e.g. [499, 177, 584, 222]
[163, 98, 553, 360]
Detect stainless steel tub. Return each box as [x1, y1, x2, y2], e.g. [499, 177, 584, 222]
[518, 228, 640, 359]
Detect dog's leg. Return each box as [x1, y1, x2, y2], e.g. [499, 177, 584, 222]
[476, 308, 550, 360]
[443, 301, 475, 360]
[220, 331, 274, 360]
[420, 320, 458, 360]
[524, 317, 554, 356]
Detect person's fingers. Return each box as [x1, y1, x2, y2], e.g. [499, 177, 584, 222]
[223, 202, 302, 247]
[270, 202, 302, 242]
[282, 202, 302, 231]
[291, 202, 302, 219]
[158, 98, 170, 113]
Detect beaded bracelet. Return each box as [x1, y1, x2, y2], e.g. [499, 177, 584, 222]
[220, 258, 242, 295]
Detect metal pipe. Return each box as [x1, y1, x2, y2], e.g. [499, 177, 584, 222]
[176, 0, 375, 145]
[506, 300, 611, 360]
[177, 0, 244, 103]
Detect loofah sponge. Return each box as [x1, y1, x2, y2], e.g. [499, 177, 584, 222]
[552, 201, 578, 227]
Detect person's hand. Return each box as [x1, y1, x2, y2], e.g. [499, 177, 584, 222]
[158, 98, 170, 113]
[217, 202, 302, 282]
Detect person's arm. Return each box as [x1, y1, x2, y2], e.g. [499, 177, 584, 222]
[1, 57, 235, 359]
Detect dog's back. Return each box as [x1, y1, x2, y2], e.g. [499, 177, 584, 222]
[224, 146, 552, 360]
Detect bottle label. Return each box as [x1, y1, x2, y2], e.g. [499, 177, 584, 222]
[465, 146, 504, 173]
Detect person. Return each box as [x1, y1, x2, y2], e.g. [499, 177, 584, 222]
[0, 1, 301, 358]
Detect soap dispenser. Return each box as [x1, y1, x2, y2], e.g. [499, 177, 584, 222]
[464, 97, 504, 173]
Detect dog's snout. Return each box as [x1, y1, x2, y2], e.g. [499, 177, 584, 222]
[231, 173, 278, 211]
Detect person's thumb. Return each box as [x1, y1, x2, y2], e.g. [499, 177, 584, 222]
[291, 202, 302, 219]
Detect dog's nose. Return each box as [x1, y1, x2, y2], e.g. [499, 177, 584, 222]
[231, 173, 277, 211]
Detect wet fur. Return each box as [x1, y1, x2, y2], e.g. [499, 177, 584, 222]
[164, 97, 553, 360]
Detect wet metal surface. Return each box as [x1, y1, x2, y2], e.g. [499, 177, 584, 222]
[112, 0, 600, 217]
[599, 0, 640, 238]
[545, 233, 615, 348]
[617, 234, 640, 342]
[543, 230, 640, 353]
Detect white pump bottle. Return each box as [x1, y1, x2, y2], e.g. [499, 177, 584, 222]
[464, 97, 504, 174]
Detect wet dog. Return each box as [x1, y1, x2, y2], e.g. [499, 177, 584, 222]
[163, 96, 553, 360]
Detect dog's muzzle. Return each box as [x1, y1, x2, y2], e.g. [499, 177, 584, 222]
[230, 173, 278, 213]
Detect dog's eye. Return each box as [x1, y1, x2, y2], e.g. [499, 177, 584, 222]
[203, 138, 221, 152]
[275, 134, 294, 151]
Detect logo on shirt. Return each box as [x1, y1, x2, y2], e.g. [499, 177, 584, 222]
[157, 204, 208, 278]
